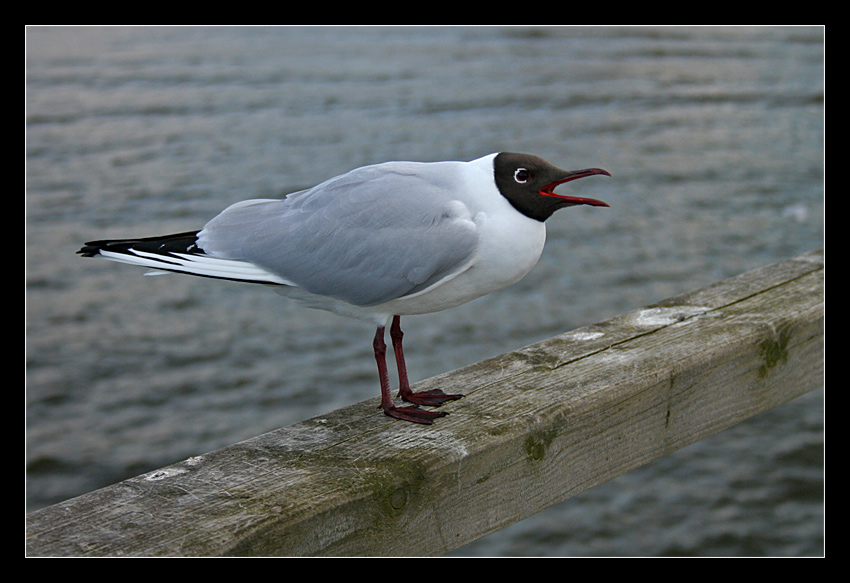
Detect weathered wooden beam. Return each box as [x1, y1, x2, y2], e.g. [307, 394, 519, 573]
[26, 249, 824, 557]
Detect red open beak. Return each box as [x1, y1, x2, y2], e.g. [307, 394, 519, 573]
[540, 168, 611, 207]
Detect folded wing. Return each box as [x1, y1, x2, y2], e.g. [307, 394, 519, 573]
[197, 162, 481, 307]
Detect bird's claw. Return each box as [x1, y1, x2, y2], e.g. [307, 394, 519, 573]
[382, 404, 449, 425]
[400, 388, 464, 407]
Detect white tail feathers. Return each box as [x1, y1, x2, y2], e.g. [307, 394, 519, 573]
[81, 236, 292, 286]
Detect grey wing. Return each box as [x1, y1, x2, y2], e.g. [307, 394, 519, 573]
[196, 164, 480, 306]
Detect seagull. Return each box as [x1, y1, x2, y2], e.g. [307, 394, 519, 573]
[78, 153, 610, 424]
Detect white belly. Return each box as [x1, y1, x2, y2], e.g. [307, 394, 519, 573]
[370, 209, 547, 318]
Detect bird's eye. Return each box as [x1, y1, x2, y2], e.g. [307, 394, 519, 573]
[514, 168, 530, 183]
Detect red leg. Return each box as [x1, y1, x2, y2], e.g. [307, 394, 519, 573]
[373, 324, 446, 424]
[390, 315, 463, 407]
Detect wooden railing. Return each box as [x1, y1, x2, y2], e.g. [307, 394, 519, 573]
[26, 249, 824, 556]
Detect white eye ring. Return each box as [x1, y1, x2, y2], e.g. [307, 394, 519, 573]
[514, 168, 530, 183]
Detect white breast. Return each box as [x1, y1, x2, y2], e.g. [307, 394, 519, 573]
[367, 173, 547, 319]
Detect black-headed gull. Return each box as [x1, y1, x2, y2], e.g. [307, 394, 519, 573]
[79, 153, 610, 424]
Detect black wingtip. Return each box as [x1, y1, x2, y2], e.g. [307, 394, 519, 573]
[76, 231, 202, 258]
[77, 242, 103, 257]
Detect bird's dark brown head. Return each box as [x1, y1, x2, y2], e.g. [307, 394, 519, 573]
[494, 152, 610, 221]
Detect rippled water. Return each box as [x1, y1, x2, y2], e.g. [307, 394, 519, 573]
[26, 26, 824, 556]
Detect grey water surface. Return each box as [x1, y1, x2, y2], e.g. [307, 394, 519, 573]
[26, 26, 824, 556]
